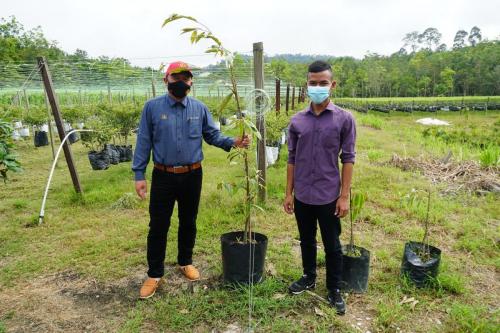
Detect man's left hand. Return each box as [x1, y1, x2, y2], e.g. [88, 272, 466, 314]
[335, 196, 349, 218]
[234, 134, 251, 148]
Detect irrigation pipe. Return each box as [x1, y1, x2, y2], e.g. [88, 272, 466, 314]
[38, 129, 94, 225]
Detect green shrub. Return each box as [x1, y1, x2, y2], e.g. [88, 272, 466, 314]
[479, 146, 500, 168]
[0, 120, 22, 182]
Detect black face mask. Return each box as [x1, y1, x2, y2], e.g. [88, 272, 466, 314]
[168, 80, 191, 98]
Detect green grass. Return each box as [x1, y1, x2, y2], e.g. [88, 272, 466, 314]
[0, 110, 499, 332]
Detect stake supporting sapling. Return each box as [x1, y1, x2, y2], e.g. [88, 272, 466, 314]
[346, 188, 366, 257]
[418, 188, 432, 262]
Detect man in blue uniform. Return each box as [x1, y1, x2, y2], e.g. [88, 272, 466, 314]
[133, 61, 250, 299]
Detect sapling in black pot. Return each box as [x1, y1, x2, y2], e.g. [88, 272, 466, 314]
[341, 188, 370, 293]
[400, 188, 441, 287]
[103, 104, 141, 162]
[163, 14, 268, 285]
[23, 106, 49, 148]
[81, 120, 113, 171]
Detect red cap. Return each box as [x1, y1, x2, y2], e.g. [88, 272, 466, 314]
[165, 61, 193, 77]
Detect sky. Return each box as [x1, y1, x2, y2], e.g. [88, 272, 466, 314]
[1, 0, 499, 68]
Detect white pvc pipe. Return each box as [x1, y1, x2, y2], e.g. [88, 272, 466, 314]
[38, 129, 94, 225]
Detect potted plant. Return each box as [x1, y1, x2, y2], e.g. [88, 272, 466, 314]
[62, 106, 88, 144]
[341, 188, 370, 293]
[264, 112, 289, 167]
[400, 189, 441, 287]
[105, 104, 141, 163]
[80, 119, 114, 170]
[163, 14, 268, 285]
[203, 80, 227, 129]
[0, 120, 22, 182]
[24, 106, 49, 147]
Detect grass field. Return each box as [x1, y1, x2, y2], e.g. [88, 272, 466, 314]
[0, 109, 498, 332]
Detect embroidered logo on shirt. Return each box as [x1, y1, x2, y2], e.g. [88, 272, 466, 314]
[160, 114, 168, 120]
[188, 116, 199, 121]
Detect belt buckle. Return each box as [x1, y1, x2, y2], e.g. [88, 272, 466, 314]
[173, 165, 184, 174]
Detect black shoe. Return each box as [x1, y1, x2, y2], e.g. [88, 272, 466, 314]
[288, 274, 316, 295]
[327, 289, 346, 315]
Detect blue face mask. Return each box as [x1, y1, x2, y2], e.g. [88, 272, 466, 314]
[307, 86, 330, 104]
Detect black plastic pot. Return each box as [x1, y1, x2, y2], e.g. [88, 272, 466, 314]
[88, 150, 110, 170]
[401, 241, 441, 287]
[341, 245, 370, 293]
[117, 145, 133, 162]
[104, 144, 120, 165]
[34, 131, 49, 147]
[221, 231, 268, 285]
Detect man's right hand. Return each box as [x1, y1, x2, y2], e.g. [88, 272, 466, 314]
[283, 194, 294, 214]
[135, 180, 147, 200]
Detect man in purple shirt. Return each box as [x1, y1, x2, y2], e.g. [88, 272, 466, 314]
[283, 61, 356, 315]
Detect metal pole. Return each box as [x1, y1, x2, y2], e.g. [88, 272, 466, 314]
[253, 42, 266, 202]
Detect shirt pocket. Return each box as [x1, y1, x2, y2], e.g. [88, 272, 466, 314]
[188, 117, 202, 138]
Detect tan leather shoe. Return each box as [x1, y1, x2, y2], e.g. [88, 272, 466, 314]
[139, 277, 162, 299]
[178, 265, 200, 281]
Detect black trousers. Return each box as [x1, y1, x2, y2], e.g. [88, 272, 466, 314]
[294, 197, 343, 291]
[147, 167, 202, 278]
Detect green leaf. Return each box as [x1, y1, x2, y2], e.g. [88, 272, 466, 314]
[205, 47, 220, 54]
[218, 92, 234, 115]
[162, 14, 197, 27]
[181, 27, 197, 34]
[206, 34, 221, 46]
[243, 118, 262, 140]
[195, 32, 206, 43]
[190, 30, 198, 44]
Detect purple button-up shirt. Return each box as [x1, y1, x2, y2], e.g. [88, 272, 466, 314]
[288, 102, 356, 205]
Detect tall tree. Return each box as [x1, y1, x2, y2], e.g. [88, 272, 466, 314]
[453, 30, 468, 49]
[419, 27, 442, 51]
[468, 26, 482, 47]
[403, 31, 420, 53]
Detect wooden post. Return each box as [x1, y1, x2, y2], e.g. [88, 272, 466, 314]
[253, 42, 266, 202]
[37, 57, 82, 194]
[151, 69, 156, 98]
[285, 84, 290, 115]
[23, 89, 30, 111]
[108, 83, 112, 105]
[275, 79, 281, 114]
[79, 89, 83, 106]
[16, 91, 21, 107]
[291, 86, 295, 110]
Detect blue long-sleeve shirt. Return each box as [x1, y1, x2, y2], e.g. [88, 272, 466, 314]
[132, 94, 235, 181]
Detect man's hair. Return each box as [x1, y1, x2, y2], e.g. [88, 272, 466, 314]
[308, 60, 333, 79]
